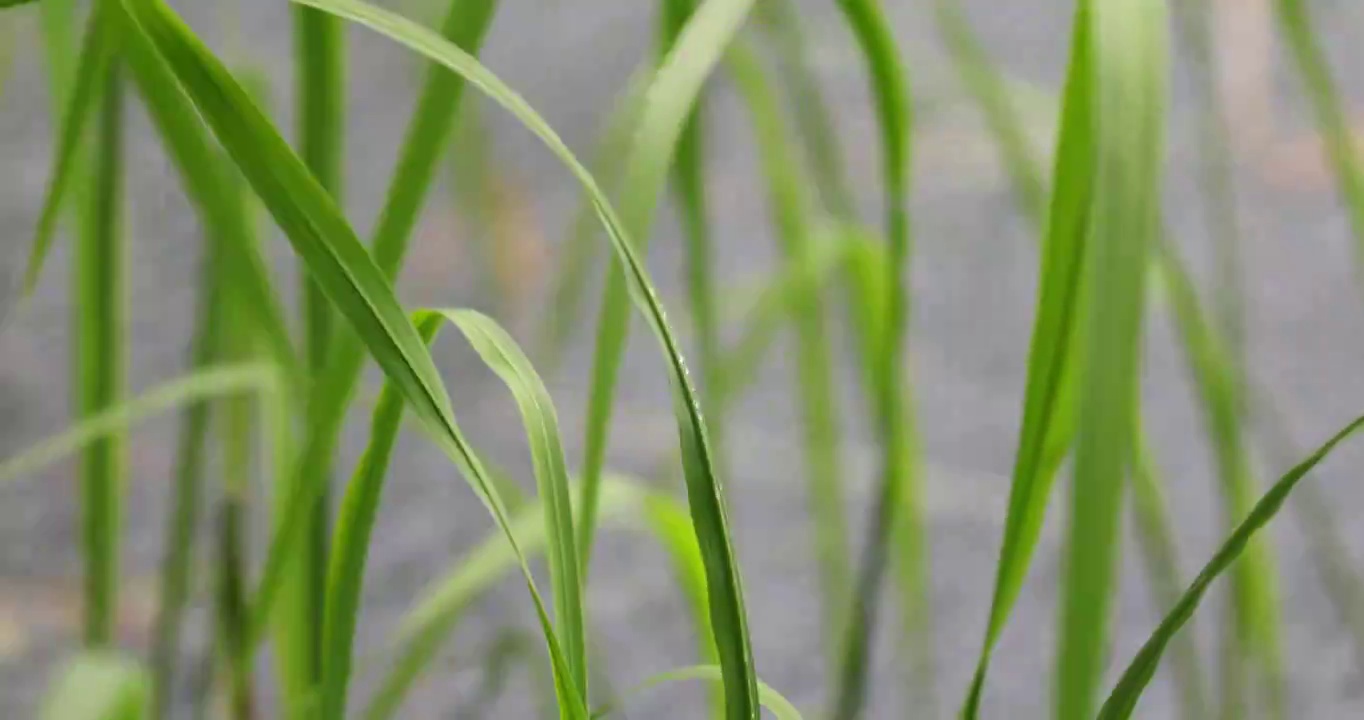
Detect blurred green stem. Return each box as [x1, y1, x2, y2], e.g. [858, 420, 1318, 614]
[77, 46, 126, 647]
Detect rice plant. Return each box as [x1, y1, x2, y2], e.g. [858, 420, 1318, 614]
[5, 0, 1364, 718]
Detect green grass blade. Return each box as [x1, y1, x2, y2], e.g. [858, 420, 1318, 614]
[716, 229, 862, 411]
[827, 0, 918, 715]
[322, 307, 588, 719]
[589, 666, 802, 720]
[294, 0, 759, 710]
[76, 44, 126, 648]
[754, 0, 855, 221]
[0, 364, 280, 488]
[535, 68, 648, 373]
[660, 0, 724, 472]
[364, 477, 705, 720]
[111, 7, 587, 700]
[27, 6, 110, 295]
[261, 0, 497, 675]
[1098, 413, 1364, 719]
[933, 0, 1047, 221]
[1130, 433, 1209, 720]
[1250, 389, 1364, 677]
[1157, 245, 1285, 717]
[961, 5, 1095, 712]
[294, 0, 349, 695]
[1055, 1, 1166, 717]
[1275, 0, 1364, 250]
[567, 0, 755, 585]
[149, 217, 225, 720]
[127, 0, 755, 712]
[117, 17, 298, 380]
[295, 0, 346, 371]
[41, 653, 149, 720]
[0, 0, 38, 8]
[727, 41, 849, 688]
[434, 309, 587, 699]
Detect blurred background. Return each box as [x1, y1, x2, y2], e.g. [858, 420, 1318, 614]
[3, 0, 1364, 717]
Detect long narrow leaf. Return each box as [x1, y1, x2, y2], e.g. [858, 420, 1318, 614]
[660, 0, 724, 474]
[727, 41, 849, 688]
[282, 1, 761, 715]
[0, 364, 279, 487]
[961, 4, 1095, 712]
[827, 0, 920, 715]
[590, 666, 802, 720]
[27, 5, 110, 295]
[1098, 414, 1364, 719]
[1056, 1, 1166, 717]
[365, 476, 717, 720]
[292, 0, 349, 697]
[322, 307, 588, 719]
[76, 44, 126, 647]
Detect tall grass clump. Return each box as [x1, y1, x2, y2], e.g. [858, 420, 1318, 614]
[8, 0, 1364, 718]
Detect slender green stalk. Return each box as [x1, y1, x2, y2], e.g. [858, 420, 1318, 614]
[77, 44, 126, 647]
[660, 0, 724, 472]
[1250, 390, 1364, 676]
[1099, 413, 1364, 719]
[1130, 434, 1209, 720]
[572, 0, 758, 586]
[295, 3, 346, 373]
[1275, 0, 1364, 252]
[727, 42, 848, 689]
[755, 0, 855, 221]
[293, 0, 348, 694]
[535, 69, 648, 373]
[936, 4, 1208, 716]
[255, 0, 497, 673]
[752, 8, 935, 701]
[828, 0, 919, 715]
[150, 225, 223, 720]
[1158, 245, 1285, 719]
[1056, 1, 1166, 717]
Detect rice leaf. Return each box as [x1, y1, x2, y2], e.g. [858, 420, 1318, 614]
[26, 5, 111, 295]
[1275, 0, 1364, 250]
[276, 0, 761, 713]
[754, 0, 855, 221]
[41, 653, 149, 720]
[716, 226, 864, 419]
[293, 0, 349, 694]
[660, 0, 724, 471]
[109, 10, 596, 714]
[960, 4, 1095, 712]
[76, 40, 126, 647]
[569, 0, 755, 585]
[1130, 432, 1209, 720]
[322, 307, 588, 719]
[0, 364, 280, 488]
[826, 0, 919, 714]
[536, 67, 648, 373]
[295, 0, 346, 371]
[1157, 244, 1285, 717]
[589, 666, 802, 720]
[1098, 413, 1364, 719]
[933, 0, 1047, 219]
[116, 18, 298, 379]
[935, 5, 1218, 716]
[1055, 1, 1166, 717]
[727, 41, 849, 687]
[363, 477, 697, 720]
[150, 203, 227, 720]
